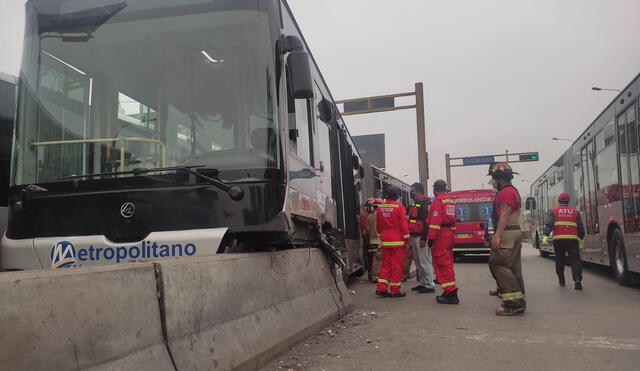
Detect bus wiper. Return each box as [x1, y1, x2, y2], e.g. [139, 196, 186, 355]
[57, 166, 245, 201]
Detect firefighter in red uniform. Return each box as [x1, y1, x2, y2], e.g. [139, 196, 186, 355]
[375, 186, 410, 298]
[427, 179, 460, 304]
[543, 193, 585, 289]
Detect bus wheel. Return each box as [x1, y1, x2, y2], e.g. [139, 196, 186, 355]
[610, 229, 633, 286]
[539, 248, 550, 258]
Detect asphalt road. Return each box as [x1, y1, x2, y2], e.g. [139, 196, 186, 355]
[261, 243, 640, 371]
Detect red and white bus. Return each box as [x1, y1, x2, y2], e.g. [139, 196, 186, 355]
[450, 189, 495, 257]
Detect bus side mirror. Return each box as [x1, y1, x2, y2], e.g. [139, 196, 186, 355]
[287, 50, 313, 99]
[525, 197, 536, 210]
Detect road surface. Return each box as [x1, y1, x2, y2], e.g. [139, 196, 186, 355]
[262, 244, 640, 371]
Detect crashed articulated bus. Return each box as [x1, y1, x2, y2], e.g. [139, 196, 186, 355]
[2, 0, 369, 277]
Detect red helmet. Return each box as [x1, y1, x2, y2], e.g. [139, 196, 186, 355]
[558, 192, 570, 204]
[374, 198, 384, 204]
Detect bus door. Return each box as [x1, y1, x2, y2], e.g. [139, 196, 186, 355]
[617, 102, 640, 272]
[616, 105, 639, 233]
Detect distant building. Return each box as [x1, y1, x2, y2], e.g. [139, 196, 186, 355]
[353, 134, 385, 169]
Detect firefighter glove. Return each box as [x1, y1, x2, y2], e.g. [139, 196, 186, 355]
[542, 235, 549, 245]
[579, 239, 584, 249]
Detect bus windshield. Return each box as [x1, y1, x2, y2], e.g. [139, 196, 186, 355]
[13, 0, 280, 186]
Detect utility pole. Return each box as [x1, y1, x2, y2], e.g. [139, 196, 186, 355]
[415, 83, 428, 188]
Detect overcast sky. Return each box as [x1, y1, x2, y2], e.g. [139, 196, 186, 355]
[1, 0, 639, 194]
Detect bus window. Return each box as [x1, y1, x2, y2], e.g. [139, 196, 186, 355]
[595, 121, 619, 206]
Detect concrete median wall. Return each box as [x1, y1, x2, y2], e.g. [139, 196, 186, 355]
[0, 263, 174, 371]
[157, 249, 351, 371]
[0, 249, 350, 371]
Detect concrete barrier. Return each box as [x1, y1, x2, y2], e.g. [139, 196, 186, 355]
[157, 249, 351, 371]
[0, 263, 173, 371]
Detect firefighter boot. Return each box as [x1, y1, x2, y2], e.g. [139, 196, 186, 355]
[375, 290, 390, 297]
[436, 289, 459, 304]
[574, 281, 583, 290]
[496, 299, 526, 316]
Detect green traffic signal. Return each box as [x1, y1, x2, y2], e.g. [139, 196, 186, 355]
[519, 153, 539, 162]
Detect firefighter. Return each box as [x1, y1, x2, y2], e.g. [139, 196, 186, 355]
[427, 179, 460, 304]
[366, 199, 383, 283]
[361, 198, 375, 275]
[375, 186, 411, 298]
[543, 193, 585, 290]
[488, 162, 526, 316]
[408, 183, 436, 293]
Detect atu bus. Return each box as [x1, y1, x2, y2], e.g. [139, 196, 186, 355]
[0, 0, 385, 277]
[0, 72, 17, 233]
[450, 189, 495, 258]
[528, 72, 640, 285]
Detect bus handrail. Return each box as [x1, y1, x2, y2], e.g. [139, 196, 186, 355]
[30, 137, 167, 171]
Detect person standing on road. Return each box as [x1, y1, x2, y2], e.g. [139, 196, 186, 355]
[361, 199, 374, 275]
[375, 186, 411, 298]
[408, 183, 436, 293]
[543, 192, 585, 290]
[366, 199, 383, 283]
[427, 179, 460, 304]
[488, 163, 526, 316]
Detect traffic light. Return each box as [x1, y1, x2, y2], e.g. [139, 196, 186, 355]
[519, 152, 539, 162]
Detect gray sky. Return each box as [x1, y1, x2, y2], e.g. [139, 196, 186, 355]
[2, 0, 640, 193]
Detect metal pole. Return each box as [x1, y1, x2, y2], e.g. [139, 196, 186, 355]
[445, 153, 451, 192]
[415, 82, 428, 189]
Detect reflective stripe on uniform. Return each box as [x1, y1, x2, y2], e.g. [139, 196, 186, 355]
[554, 234, 578, 240]
[402, 234, 410, 239]
[389, 282, 401, 286]
[377, 279, 389, 284]
[554, 221, 577, 227]
[501, 291, 524, 301]
[380, 204, 399, 208]
[442, 199, 455, 204]
[382, 241, 405, 246]
[409, 220, 417, 223]
[429, 225, 441, 230]
[441, 281, 456, 288]
[415, 204, 421, 207]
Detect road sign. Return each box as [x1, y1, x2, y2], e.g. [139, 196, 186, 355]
[462, 155, 495, 166]
[519, 152, 539, 162]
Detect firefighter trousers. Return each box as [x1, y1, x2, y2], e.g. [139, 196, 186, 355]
[489, 230, 525, 305]
[432, 235, 457, 294]
[553, 240, 582, 283]
[368, 244, 382, 282]
[377, 247, 405, 294]
[403, 245, 413, 280]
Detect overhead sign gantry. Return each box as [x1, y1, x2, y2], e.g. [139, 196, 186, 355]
[445, 151, 539, 190]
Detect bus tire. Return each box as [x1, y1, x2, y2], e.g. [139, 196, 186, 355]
[539, 249, 550, 258]
[609, 229, 633, 286]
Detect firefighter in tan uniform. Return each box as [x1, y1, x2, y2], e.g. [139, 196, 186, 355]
[488, 163, 526, 316]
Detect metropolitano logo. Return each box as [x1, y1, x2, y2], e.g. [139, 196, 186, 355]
[51, 241, 77, 269]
